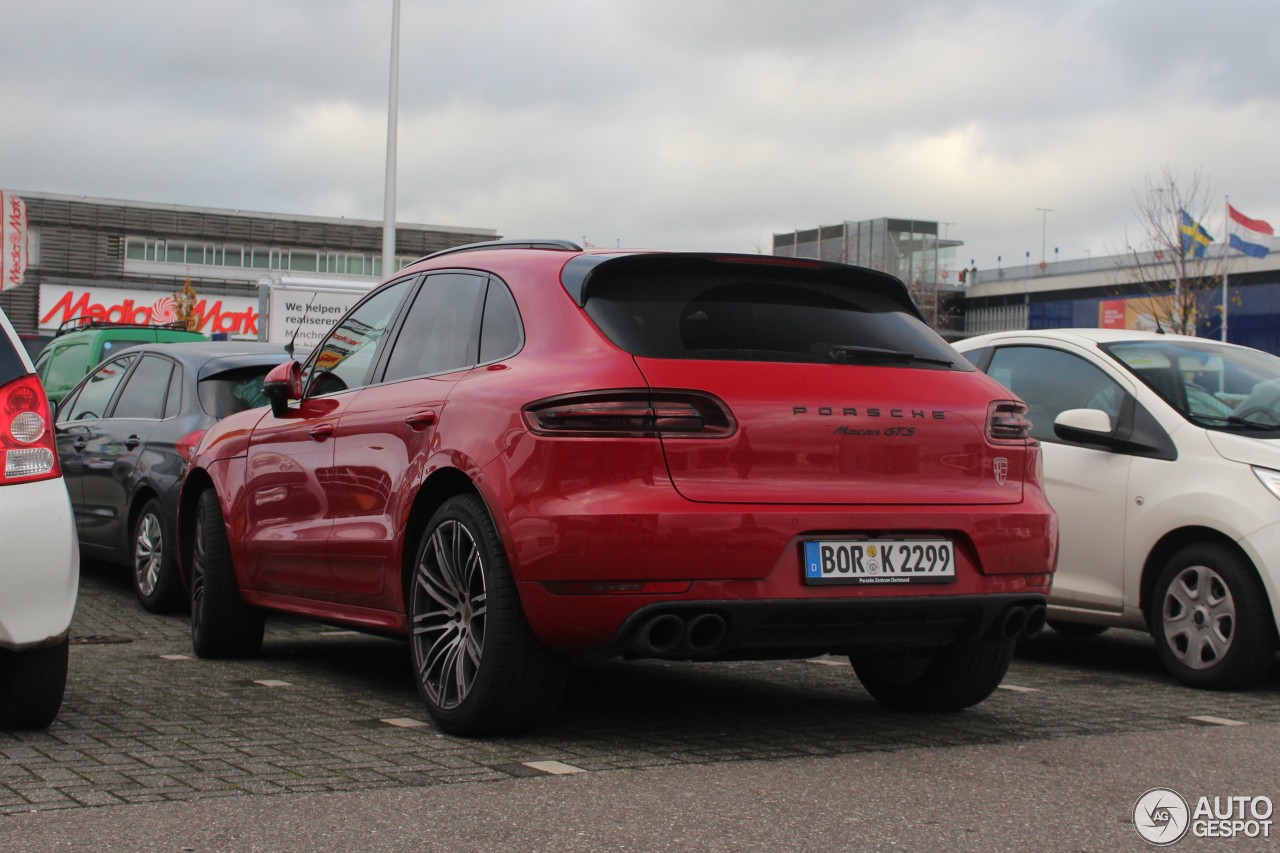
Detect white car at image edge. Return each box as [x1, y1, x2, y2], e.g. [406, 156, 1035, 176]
[956, 329, 1280, 689]
[0, 306, 78, 729]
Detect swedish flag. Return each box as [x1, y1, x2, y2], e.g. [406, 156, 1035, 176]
[1180, 210, 1213, 258]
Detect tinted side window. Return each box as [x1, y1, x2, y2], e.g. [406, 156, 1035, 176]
[959, 346, 989, 369]
[62, 354, 137, 421]
[987, 346, 1127, 442]
[198, 365, 280, 417]
[164, 366, 184, 418]
[112, 356, 175, 419]
[99, 337, 147, 364]
[383, 273, 486, 382]
[44, 342, 90, 395]
[479, 279, 523, 364]
[33, 348, 51, 380]
[307, 278, 414, 397]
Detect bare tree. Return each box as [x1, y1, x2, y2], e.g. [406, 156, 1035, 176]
[1112, 165, 1227, 334]
[174, 278, 199, 331]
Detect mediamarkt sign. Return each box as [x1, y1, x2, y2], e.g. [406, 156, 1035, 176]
[39, 284, 258, 338]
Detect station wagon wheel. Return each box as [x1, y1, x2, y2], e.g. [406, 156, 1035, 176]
[1151, 543, 1276, 689]
[190, 489, 264, 658]
[851, 634, 1016, 712]
[132, 498, 185, 614]
[408, 494, 568, 736]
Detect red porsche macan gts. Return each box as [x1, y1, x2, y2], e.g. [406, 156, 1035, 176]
[179, 240, 1057, 735]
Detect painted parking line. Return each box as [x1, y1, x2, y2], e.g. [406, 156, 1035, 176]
[807, 658, 847, 667]
[159, 654, 191, 661]
[524, 760, 586, 776]
[318, 630, 362, 637]
[381, 717, 430, 728]
[997, 684, 1039, 693]
[253, 679, 293, 688]
[1188, 715, 1247, 727]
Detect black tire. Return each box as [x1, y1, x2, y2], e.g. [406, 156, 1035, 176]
[0, 637, 69, 729]
[132, 498, 186, 614]
[408, 494, 569, 736]
[1150, 542, 1276, 690]
[1047, 620, 1109, 638]
[190, 489, 264, 658]
[852, 635, 1016, 712]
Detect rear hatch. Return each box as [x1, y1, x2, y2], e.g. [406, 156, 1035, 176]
[571, 253, 1027, 505]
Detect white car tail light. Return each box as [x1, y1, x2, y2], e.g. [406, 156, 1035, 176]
[1, 375, 60, 484]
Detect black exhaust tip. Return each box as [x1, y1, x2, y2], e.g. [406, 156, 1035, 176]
[997, 606, 1028, 640]
[686, 613, 728, 653]
[1024, 604, 1047, 638]
[641, 614, 686, 655]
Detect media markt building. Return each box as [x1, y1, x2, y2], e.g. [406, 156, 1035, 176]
[0, 191, 497, 354]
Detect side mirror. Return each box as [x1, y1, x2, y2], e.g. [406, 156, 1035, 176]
[263, 361, 303, 418]
[1054, 408, 1117, 447]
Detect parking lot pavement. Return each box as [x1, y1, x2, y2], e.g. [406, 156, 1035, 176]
[3, 560, 1279, 816]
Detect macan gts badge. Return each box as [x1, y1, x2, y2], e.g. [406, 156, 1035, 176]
[179, 240, 1058, 736]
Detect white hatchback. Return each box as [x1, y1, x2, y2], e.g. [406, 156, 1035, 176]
[0, 306, 78, 728]
[956, 329, 1280, 689]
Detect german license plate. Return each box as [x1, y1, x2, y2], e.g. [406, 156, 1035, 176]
[803, 539, 956, 585]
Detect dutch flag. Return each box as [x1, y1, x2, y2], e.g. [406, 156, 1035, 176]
[1228, 204, 1273, 259]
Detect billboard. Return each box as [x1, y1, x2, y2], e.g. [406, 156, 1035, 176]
[39, 284, 258, 338]
[1098, 295, 1181, 332]
[261, 277, 376, 348]
[1, 191, 28, 291]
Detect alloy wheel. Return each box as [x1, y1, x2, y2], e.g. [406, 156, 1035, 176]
[190, 513, 207, 615]
[412, 519, 487, 711]
[134, 512, 163, 598]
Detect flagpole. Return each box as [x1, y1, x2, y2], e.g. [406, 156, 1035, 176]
[1223, 195, 1229, 342]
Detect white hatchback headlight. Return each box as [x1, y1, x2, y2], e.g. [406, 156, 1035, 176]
[1253, 467, 1280, 501]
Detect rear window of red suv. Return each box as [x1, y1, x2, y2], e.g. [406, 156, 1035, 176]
[580, 258, 963, 369]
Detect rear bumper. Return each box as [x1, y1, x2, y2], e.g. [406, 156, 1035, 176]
[609, 594, 1049, 660]
[0, 479, 80, 650]
[506, 494, 1056, 655]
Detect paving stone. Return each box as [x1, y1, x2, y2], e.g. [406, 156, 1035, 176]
[2, 562, 1278, 816]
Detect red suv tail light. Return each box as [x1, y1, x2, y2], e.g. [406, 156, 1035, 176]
[523, 390, 736, 438]
[1, 374, 60, 485]
[987, 400, 1032, 443]
[176, 429, 208, 464]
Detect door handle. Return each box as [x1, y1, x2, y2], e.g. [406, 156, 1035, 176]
[125, 435, 141, 450]
[309, 424, 336, 442]
[405, 411, 438, 431]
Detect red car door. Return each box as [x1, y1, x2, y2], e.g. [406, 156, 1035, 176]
[240, 277, 418, 601]
[241, 393, 349, 598]
[324, 272, 487, 612]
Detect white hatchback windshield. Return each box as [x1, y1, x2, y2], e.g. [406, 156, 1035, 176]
[1102, 339, 1280, 432]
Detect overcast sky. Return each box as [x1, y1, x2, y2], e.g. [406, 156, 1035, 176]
[3, 0, 1277, 270]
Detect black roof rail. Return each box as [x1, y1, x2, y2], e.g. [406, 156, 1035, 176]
[53, 317, 194, 338]
[411, 239, 583, 265]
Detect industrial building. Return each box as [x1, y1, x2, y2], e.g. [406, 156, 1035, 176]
[0, 191, 497, 350]
[773, 216, 1280, 354]
[964, 246, 1280, 354]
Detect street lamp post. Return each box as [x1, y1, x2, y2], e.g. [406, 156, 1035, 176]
[381, 0, 401, 279]
[1036, 207, 1053, 269]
